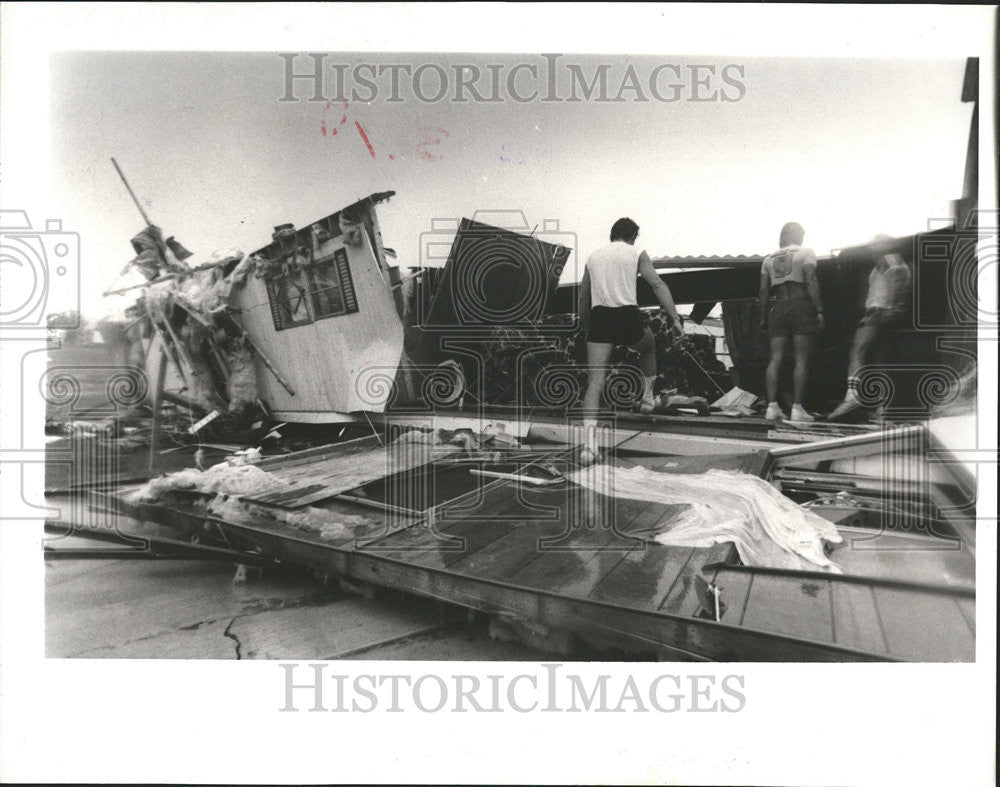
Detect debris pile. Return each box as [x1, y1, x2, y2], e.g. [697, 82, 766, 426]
[410, 313, 729, 409]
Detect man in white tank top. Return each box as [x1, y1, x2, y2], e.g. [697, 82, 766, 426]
[577, 217, 683, 464]
[829, 235, 912, 421]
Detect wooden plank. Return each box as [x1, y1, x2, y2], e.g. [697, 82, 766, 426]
[659, 551, 711, 617]
[618, 502, 689, 539]
[431, 482, 611, 583]
[243, 444, 460, 508]
[655, 540, 739, 618]
[339, 547, 889, 661]
[740, 449, 774, 478]
[369, 482, 543, 569]
[874, 587, 975, 661]
[740, 574, 835, 643]
[612, 429, 770, 456]
[241, 484, 329, 508]
[770, 424, 925, 467]
[500, 492, 650, 598]
[444, 516, 568, 582]
[830, 582, 888, 655]
[831, 535, 974, 591]
[590, 539, 697, 612]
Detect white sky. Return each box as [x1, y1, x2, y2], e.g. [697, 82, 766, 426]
[47, 52, 973, 320]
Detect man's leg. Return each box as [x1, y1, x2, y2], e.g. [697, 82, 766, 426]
[630, 327, 658, 408]
[581, 341, 614, 462]
[847, 323, 879, 385]
[790, 332, 815, 421]
[830, 323, 878, 420]
[765, 335, 787, 419]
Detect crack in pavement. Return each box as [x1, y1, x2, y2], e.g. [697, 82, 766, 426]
[223, 616, 242, 659]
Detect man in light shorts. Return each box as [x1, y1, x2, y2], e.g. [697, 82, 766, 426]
[578, 217, 683, 464]
[757, 222, 824, 422]
[828, 236, 912, 421]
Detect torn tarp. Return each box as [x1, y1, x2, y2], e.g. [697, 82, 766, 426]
[568, 464, 843, 572]
[129, 225, 191, 281]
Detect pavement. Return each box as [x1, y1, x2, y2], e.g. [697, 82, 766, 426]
[45, 541, 550, 660]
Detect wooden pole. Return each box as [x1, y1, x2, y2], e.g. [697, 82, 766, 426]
[111, 157, 153, 227]
[241, 332, 296, 396]
[148, 346, 168, 473]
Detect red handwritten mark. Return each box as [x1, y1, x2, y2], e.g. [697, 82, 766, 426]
[417, 127, 449, 161]
[355, 121, 376, 158]
[321, 100, 350, 137]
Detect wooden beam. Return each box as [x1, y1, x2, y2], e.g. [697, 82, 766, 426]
[770, 424, 926, 467]
[147, 347, 168, 473]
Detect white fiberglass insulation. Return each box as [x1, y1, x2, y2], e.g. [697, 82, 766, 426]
[128, 463, 288, 501]
[568, 465, 843, 573]
[126, 462, 352, 540]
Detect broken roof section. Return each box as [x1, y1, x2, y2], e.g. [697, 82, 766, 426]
[423, 217, 570, 328]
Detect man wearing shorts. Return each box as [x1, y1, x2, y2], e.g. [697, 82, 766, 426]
[578, 217, 683, 463]
[757, 222, 824, 422]
[828, 236, 911, 421]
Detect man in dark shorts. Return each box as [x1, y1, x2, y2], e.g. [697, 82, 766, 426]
[828, 236, 912, 421]
[758, 222, 824, 422]
[578, 217, 683, 463]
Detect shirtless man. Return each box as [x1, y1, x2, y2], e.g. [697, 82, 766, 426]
[828, 236, 912, 421]
[758, 222, 824, 422]
[578, 217, 683, 464]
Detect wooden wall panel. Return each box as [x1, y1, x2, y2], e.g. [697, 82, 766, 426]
[230, 231, 404, 419]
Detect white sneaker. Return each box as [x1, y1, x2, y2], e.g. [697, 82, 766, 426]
[765, 403, 784, 421]
[790, 404, 815, 423]
[828, 394, 862, 421]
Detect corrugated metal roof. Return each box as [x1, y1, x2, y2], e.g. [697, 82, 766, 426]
[652, 254, 766, 269]
[654, 254, 765, 261]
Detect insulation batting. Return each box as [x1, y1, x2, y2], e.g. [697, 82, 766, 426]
[128, 463, 290, 503]
[226, 341, 259, 412]
[206, 495, 353, 540]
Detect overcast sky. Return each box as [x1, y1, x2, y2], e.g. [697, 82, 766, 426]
[48, 52, 972, 319]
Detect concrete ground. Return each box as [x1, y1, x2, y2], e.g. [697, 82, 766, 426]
[45, 544, 551, 660]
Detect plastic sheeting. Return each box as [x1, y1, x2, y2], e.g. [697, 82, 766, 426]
[568, 464, 843, 572]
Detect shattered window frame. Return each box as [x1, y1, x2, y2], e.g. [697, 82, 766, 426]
[264, 261, 314, 331]
[309, 247, 359, 320]
[264, 245, 360, 331]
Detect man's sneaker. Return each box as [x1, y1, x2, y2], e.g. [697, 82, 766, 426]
[828, 395, 862, 422]
[790, 404, 816, 423]
[765, 403, 784, 421]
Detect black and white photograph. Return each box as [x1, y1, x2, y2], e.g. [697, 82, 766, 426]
[1, 4, 996, 784]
